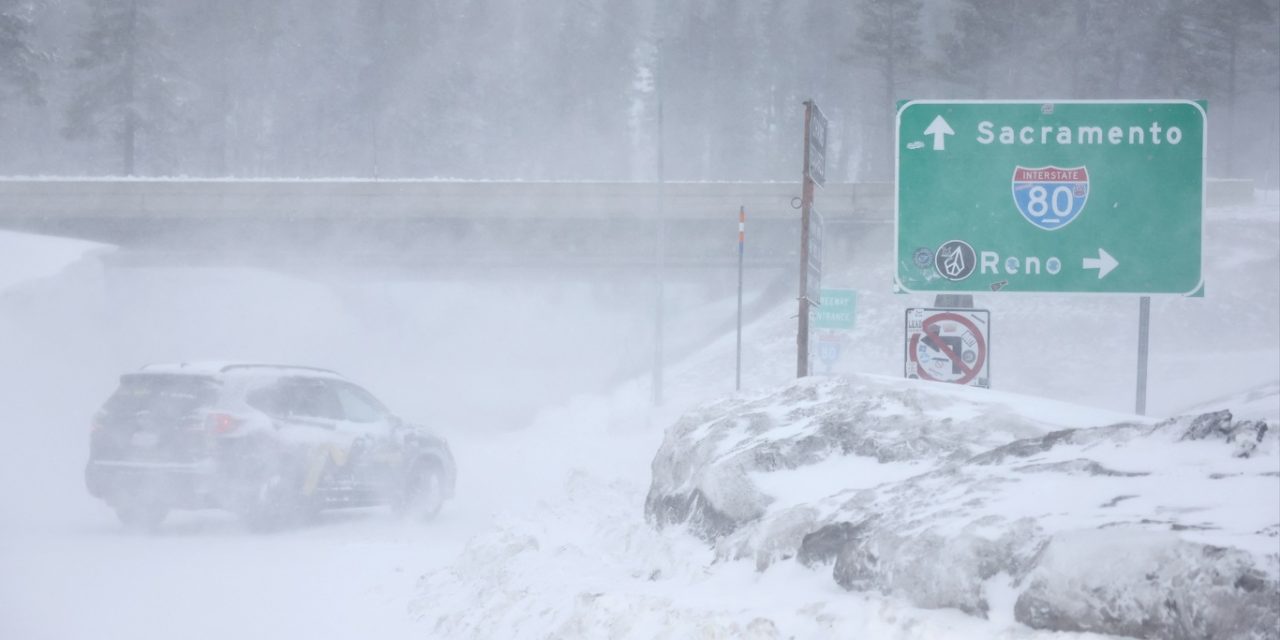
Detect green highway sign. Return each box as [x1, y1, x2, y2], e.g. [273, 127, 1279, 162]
[814, 289, 856, 329]
[895, 100, 1205, 295]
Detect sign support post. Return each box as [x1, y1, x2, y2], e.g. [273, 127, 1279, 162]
[798, 178, 813, 378]
[736, 206, 745, 391]
[1136, 296, 1151, 415]
[651, 38, 667, 406]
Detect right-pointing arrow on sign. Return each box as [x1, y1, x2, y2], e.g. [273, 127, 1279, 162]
[1082, 248, 1119, 279]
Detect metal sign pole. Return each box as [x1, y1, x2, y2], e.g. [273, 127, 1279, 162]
[651, 37, 666, 406]
[798, 181, 815, 378]
[1135, 295, 1151, 415]
[797, 102, 814, 378]
[736, 206, 745, 391]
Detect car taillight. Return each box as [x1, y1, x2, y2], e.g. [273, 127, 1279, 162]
[206, 413, 244, 435]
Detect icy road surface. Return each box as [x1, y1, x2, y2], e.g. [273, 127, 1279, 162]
[1, 427, 602, 640]
[1, 511, 471, 639]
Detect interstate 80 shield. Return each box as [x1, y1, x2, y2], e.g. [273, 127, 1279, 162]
[1011, 165, 1089, 231]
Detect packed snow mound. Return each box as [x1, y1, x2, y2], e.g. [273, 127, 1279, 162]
[645, 375, 1135, 541]
[411, 472, 810, 639]
[413, 472, 691, 638]
[411, 471, 1118, 639]
[647, 377, 1279, 639]
[0, 230, 109, 293]
[801, 411, 1279, 638]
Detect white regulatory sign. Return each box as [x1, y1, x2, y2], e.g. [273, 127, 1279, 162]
[904, 308, 991, 388]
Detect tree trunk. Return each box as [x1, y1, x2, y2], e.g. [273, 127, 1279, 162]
[123, 0, 139, 176]
[1226, 24, 1238, 177]
[1071, 0, 1088, 96]
[883, 0, 896, 181]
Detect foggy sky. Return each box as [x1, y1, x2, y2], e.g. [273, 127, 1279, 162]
[0, 0, 1277, 185]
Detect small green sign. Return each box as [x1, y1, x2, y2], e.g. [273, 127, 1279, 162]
[814, 289, 856, 329]
[895, 100, 1205, 295]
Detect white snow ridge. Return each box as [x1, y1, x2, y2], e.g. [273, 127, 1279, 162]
[411, 374, 1278, 639]
[645, 376, 1279, 639]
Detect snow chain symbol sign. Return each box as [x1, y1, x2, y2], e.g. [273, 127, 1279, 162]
[904, 308, 990, 388]
[935, 240, 976, 281]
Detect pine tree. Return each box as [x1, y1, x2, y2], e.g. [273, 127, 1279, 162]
[851, 0, 925, 180]
[1187, 0, 1275, 175]
[0, 0, 42, 107]
[63, 0, 187, 176]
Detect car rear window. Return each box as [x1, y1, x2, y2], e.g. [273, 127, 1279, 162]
[99, 374, 220, 429]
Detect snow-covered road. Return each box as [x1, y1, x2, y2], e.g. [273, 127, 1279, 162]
[2, 510, 470, 640]
[0, 414, 664, 640]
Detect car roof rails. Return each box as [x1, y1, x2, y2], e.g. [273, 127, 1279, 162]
[218, 364, 343, 376]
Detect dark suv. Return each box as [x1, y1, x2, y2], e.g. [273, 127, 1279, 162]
[86, 363, 456, 530]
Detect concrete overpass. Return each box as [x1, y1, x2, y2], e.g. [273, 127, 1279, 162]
[0, 177, 1251, 274]
[0, 179, 891, 271]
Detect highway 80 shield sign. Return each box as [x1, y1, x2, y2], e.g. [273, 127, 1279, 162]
[904, 308, 991, 388]
[1012, 166, 1089, 230]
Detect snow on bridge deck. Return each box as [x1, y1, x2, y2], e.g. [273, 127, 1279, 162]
[0, 180, 893, 272]
[0, 177, 1249, 273]
[0, 178, 890, 225]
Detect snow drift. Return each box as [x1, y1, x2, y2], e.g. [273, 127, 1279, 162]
[646, 376, 1280, 639]
[644, 374, 1135, 543]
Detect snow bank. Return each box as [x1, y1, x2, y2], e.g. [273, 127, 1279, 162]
[1016, 529, 1275, 639]
[647, 377, 1279, 639]
[411, 471, 1118, 639]
[645, 374, 1135, 542]
[0, 230, 109, 292]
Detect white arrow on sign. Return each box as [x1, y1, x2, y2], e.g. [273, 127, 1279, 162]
[1082, 248, 1119, 279]
[923, 115, 954, 151]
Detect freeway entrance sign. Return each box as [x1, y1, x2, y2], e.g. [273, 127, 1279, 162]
[814, 289, 856, 329]
[895, 100, 1205, 295]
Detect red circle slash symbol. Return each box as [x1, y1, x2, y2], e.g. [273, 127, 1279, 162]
[908, 312, 987, 385]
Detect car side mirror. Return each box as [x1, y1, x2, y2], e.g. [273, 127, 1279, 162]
[388, 415, 404, 429]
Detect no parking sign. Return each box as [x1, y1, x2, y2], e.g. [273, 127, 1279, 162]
[904, 308, 991, 388]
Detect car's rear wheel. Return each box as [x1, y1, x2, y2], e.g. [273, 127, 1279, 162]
[238, 471, 307, 531]
[398, 459, 445, 522]
[232, 453, 309, 532]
